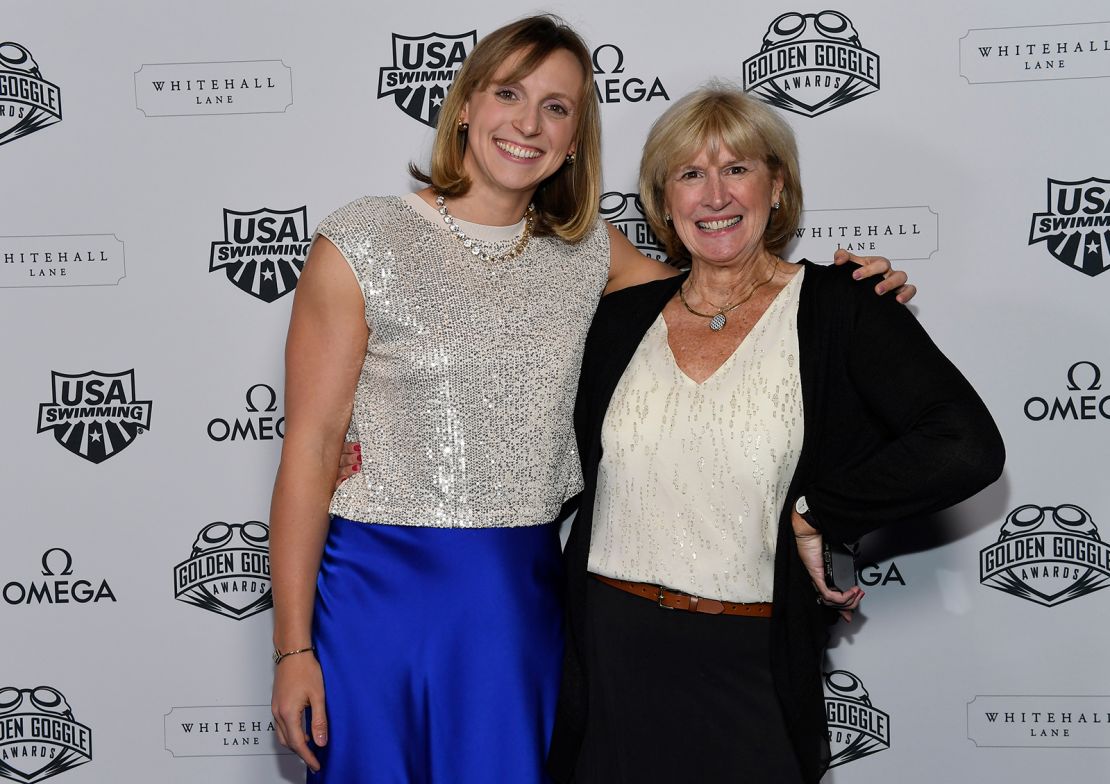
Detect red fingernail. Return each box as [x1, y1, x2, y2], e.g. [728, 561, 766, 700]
[352, 464, 360, 472]
[353, 444, 361, 452]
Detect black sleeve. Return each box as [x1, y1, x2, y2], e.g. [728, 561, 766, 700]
[803, 283, 1005, 544]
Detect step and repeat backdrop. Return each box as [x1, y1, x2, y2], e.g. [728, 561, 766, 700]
[2, 0, 1108, 782]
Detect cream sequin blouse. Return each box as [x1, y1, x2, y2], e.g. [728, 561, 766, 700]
[588, 268, 805, 602]
[318, 194, 609, 528]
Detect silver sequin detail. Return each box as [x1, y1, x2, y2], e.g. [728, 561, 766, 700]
[317, 195, 609, 528]
[588, 269, 805, 602]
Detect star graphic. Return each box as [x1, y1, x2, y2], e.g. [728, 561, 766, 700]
[1087, 239, 1100, 255]
[90, 432, 102, 442]
[432, 95, 444, 107]
[262, 269, 275, 281]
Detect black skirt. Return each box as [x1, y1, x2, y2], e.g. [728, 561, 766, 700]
[573, 578, 805, 783]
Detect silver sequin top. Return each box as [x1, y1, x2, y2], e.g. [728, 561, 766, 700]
[588, 268, 804, 601]
[319, 194, 609, 527]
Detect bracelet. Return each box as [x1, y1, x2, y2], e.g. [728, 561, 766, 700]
[273, 645, 315, 665]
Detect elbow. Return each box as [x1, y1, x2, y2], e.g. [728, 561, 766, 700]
[963, 420, 1006, 494]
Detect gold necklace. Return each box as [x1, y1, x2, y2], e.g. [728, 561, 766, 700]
[678, 261, 778, 331]
[435, 194, 535, 263]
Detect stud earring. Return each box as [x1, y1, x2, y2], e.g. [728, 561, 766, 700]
[772, 200, 781, 210]
[665, 213, 672, 222]
[458, 121, 469, 132]
[565, 151, 576, 165]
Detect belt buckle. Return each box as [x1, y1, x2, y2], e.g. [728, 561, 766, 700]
[656, 585, 674, 610]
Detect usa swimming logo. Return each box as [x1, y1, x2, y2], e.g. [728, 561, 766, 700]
[743, 11, 880, 117]
[377, 32, 476, 127]
[0, 41, 62, 147]
[36, 371, 153, 464]
[980, 503, 1110, 607]
[209, 207, 310, 303]
[1028, 178, 1110, 277]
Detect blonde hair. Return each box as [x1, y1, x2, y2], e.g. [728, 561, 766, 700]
[410, 14, 601, 243]
[639, 83, 802, 259]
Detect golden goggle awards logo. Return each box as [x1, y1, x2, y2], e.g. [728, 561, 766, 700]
[743, 11, 879, 117]
[0, 41, 62, 147]
[980, 504, 1110, 607]
[824, 670, 891, 767]
[174, 522, 272, 620]
[0, 686, 92, 783]
[599, 192, 666, 261]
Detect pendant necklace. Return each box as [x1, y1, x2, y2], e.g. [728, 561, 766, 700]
[678, 261, 778, 331]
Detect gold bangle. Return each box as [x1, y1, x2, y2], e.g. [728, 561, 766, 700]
[273, 646, 315, 665]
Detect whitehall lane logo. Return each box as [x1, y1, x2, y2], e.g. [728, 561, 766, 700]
[960, 22, 1110, 84]
[0, 234, 125, 289]
[591, 45, 669, 104]
[1023, 360, 1109, 422]
[980, 503, 1110, 607]
[209, 207, 310, 302]
[207, 383, 284, 442]
[2, 548, 116, 606]
[743, 11, 879, 117]
[790, 206, 939, 261]
[0, 41, 62, 147]
[1028, 178, 1110, 277]
[134, 60, 293, 117]
[36, 371, 152, 464]
[967, 695, 1110, 748]
[599, 192, 666, 261]
[163, 705, 293, 757]
[824, 670, 891, 767]
[377, 31, 476, 127]
[173, 522, 272, 620]
[0, 686, 92, 783]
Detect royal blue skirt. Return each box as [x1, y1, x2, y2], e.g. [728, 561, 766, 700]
[308, 516, 564, 783]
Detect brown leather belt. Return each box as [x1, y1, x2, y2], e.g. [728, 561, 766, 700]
[591, 574, 772, 618]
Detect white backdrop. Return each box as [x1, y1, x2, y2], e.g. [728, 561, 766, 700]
[3, 1, 1109, 782]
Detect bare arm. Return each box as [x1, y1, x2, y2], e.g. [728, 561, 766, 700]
[270, 236, 368, 772]
[603, 223, 918, 302]
[603, 222, 678, 294]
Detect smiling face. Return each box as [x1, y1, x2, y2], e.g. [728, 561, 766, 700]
[664, 143, 784, 269]
[459, 47, 583, 203]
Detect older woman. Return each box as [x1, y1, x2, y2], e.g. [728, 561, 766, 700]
[545, 86, 1005, 783]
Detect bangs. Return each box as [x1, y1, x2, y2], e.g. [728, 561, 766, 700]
[479, 39, 590, 103]
[665, 101, 775, 174]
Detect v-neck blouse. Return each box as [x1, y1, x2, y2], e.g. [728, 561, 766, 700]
[587, 268, 805, 602]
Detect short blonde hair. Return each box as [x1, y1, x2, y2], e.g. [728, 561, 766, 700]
[639, 84, 802, 259]
[410, 15, 601, 243]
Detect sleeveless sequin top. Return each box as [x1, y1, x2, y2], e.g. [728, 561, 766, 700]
[318, 194, 609, 528]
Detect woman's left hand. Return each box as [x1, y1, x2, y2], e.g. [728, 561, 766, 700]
[791, 509, 864, 623]
[833, 249, 917, 304]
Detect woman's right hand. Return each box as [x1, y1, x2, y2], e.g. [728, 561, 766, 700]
[272, 653, 328, 773]
[335, 441, 361, 488]
[791, 509, 864, 623]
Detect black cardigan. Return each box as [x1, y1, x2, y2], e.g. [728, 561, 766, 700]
[547, 261, 1005, 783]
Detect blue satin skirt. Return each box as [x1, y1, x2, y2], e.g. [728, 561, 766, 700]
[308, 516, 564, 783]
